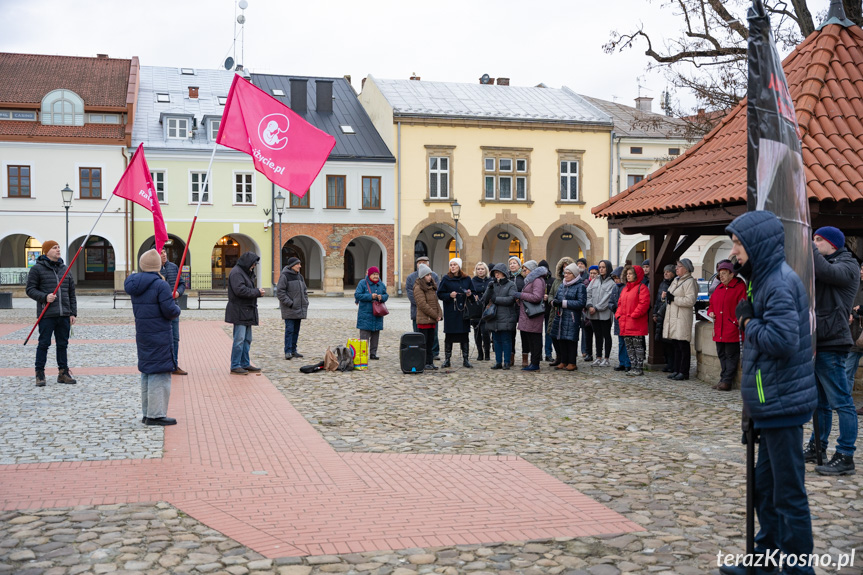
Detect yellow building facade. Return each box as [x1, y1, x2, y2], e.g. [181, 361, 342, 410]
[360, 76, 613, 289]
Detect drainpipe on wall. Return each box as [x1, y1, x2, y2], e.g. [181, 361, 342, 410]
[396, 120, 402, 296]
[614, 134, 622, 266]
[607, 130, 616, 263]
[121, 147, 134, 273]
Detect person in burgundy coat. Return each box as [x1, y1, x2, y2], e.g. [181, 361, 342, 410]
[615, 265, 651, 376]
[707, 259, 747, 391]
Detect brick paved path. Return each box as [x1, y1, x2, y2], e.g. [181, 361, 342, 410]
[0, 321, 640, 557]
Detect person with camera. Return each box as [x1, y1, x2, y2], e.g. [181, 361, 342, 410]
[849, 261, 863, 416]
[804, 227, 858, 475]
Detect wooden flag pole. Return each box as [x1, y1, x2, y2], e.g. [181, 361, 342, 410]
[172, 145, 218, 297]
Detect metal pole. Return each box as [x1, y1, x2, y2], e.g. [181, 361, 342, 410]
[278, 212, 282, 270]
[65, 206, 69, 262]
[454, 218, 459, 259]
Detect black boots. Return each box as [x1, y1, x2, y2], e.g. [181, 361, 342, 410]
[815, 452, 855, 475]
[462, 345, 473, 368]
[57, 368, 77, 384]
[442, 341, 453, 368]
[35, 369, 46, 387]
[803, 441, 826, 463]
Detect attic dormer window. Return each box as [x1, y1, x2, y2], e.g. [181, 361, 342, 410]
[156, 93, 170, 103]
[40, 89, 84, 126]
[180, 68, 195, 75]
[272, 89, 286, 97]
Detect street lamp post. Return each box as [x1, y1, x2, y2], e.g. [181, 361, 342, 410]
[451, 200, 461, 258]
[61, 184, 74, 261]
[274, 191, 286, 269]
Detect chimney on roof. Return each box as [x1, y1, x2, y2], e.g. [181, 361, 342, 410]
[479, 76, 495, 85]
[635, 96, 653, 113]
[343, 74, 351, 84]
[316, 80, 333, 113]
[96, 54, 109, 59]
[496, 78, 510, 86]
[188, 86, 199, 99]
[362, 77, 367, 90]
[410, 75, 421, 81]
[290, 78, 307, 114]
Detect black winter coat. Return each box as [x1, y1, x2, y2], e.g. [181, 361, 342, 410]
[160, 261, 186, 297]
[125, 272, 181, 374]
[813, 246, 859, 351]
[26, 255, 77, 318]
[225, 252, 261, 326]
[438, 272, 472, 333]
[482, 278, 518, 332]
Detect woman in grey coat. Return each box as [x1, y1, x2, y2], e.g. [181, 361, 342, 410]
[586, 259, 616, 366]
[482, 263, 518, 370]
[276, 257, 309, 360]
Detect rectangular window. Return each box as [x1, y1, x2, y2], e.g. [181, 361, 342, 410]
[218, 96, 227, 105]
[560, 160, 579, 201]
[362, 176, 381, 209]
[326, 175, 346, 208]
[630, 146, 643, 154]
[484, 158, 495, 171]
[499, 158, 513, 172]
[481, 149, 530, 201]
[627, 174, 644, 188]
[167, 117, 188, 139]
[290, 190, 310, 208]
[516, 176, 526, 200]
[150, 170, 166, 203]
[499, 176, 512, 200]
[7, 165, 31, 197]
[156, 93, 170, 103]
[429, 156, 449, 199]
[484, 176, 495, 200]
[79, 167, 102, 199]
[89, 114, 120, 124]
[234, 173, 254, 204]
[516, 159, 527, 172]
[209, 120, 220, 141]
[669, 147, 681, 155]
[190, 171, 209, 203]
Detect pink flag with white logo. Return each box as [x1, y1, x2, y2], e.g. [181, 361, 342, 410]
[217, 74, 336, 198]
[112, 143, 168, 252]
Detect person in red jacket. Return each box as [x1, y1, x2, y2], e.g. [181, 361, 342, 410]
[707, 259, 747, 391]
[615, 265, 651, 376]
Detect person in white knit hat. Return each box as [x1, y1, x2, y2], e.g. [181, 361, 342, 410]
[436, 257, 474, 368]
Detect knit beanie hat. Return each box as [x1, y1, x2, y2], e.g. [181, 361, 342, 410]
[814, 226, 845, 250]
[716, 260, 735, 273]
[523, 260, 538, 272]
[664, 264, 675, 273]
[417, 263, 432, 279]
[286, 257, 301, 268]
[140, 249, 162, 273]
[565, 263, 580, 276]
[642, 259, 650, 266]
[588, 265, 599, 273]
[576, 257, 587, 266]
[367, 266, 380, 276]
[678, 258, 694, 273]
[508, 256, 522, 266]
[41, 240, 58, 255]
[449, 257, 462, 269]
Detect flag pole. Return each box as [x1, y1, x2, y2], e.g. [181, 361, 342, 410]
[23, 195, 116, 345]
[172, 144, 218, 297]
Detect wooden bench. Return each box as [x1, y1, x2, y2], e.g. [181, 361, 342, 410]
[113, 290, 131, 309]
[197, 289, 229, 309]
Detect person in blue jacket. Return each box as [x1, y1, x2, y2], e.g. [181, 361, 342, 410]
[720, 210, 817, 575]
[125, 249, 182, 426]
[355, 266, 388, 360]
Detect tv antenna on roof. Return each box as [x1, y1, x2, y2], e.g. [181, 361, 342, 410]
[233, 0, 248, 70]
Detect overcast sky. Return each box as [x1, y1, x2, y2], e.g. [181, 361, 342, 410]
[1, 0, 831, 113]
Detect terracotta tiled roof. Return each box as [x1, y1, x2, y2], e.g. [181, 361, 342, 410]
[0, 119, 125, 140]
[0, 52, 131, 108]
[593, 23, 863, 218]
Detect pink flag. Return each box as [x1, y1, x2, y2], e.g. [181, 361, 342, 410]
[113, 144, 168, 252]
[217, 74, 336, 198]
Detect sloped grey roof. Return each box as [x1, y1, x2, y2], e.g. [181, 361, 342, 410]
[251, 73, 394, 162]
[371, 76, 612, 126]
[132, 66, 236, 150]
[581, 96, 688, 139]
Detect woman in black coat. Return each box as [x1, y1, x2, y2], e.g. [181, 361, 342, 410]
[471, 262, 493, 361]
[437, 257, 474, 368]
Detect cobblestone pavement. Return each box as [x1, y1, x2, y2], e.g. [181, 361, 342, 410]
[1, 298, 862, 575]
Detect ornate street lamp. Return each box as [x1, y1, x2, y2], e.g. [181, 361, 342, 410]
[451, 200, 461, 258]
[61, 184, 74, 261]
[274, 191, 286, 269]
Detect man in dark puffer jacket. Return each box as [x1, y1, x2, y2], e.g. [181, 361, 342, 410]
[125, 249, 181, 426]
[26, 240, 78, 387]
[805, 226, 859, 475]
[722, 211, 817, 575]
[160, 246, 186, 375]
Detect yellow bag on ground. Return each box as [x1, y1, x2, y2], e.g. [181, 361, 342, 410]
[347, 338, 368, 370]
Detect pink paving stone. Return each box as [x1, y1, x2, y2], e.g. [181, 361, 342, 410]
[0, 320, 642, 557]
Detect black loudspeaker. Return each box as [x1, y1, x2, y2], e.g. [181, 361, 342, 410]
[400, 332, 426, 374]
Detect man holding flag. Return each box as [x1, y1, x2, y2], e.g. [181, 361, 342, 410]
[26, 240, 78, 387]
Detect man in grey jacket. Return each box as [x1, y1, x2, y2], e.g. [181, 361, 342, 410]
[276, 257, 309, 360]
[804, 226, 859, 475]
[406, 255, 439, 359]
[160, 247, 186, 375]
